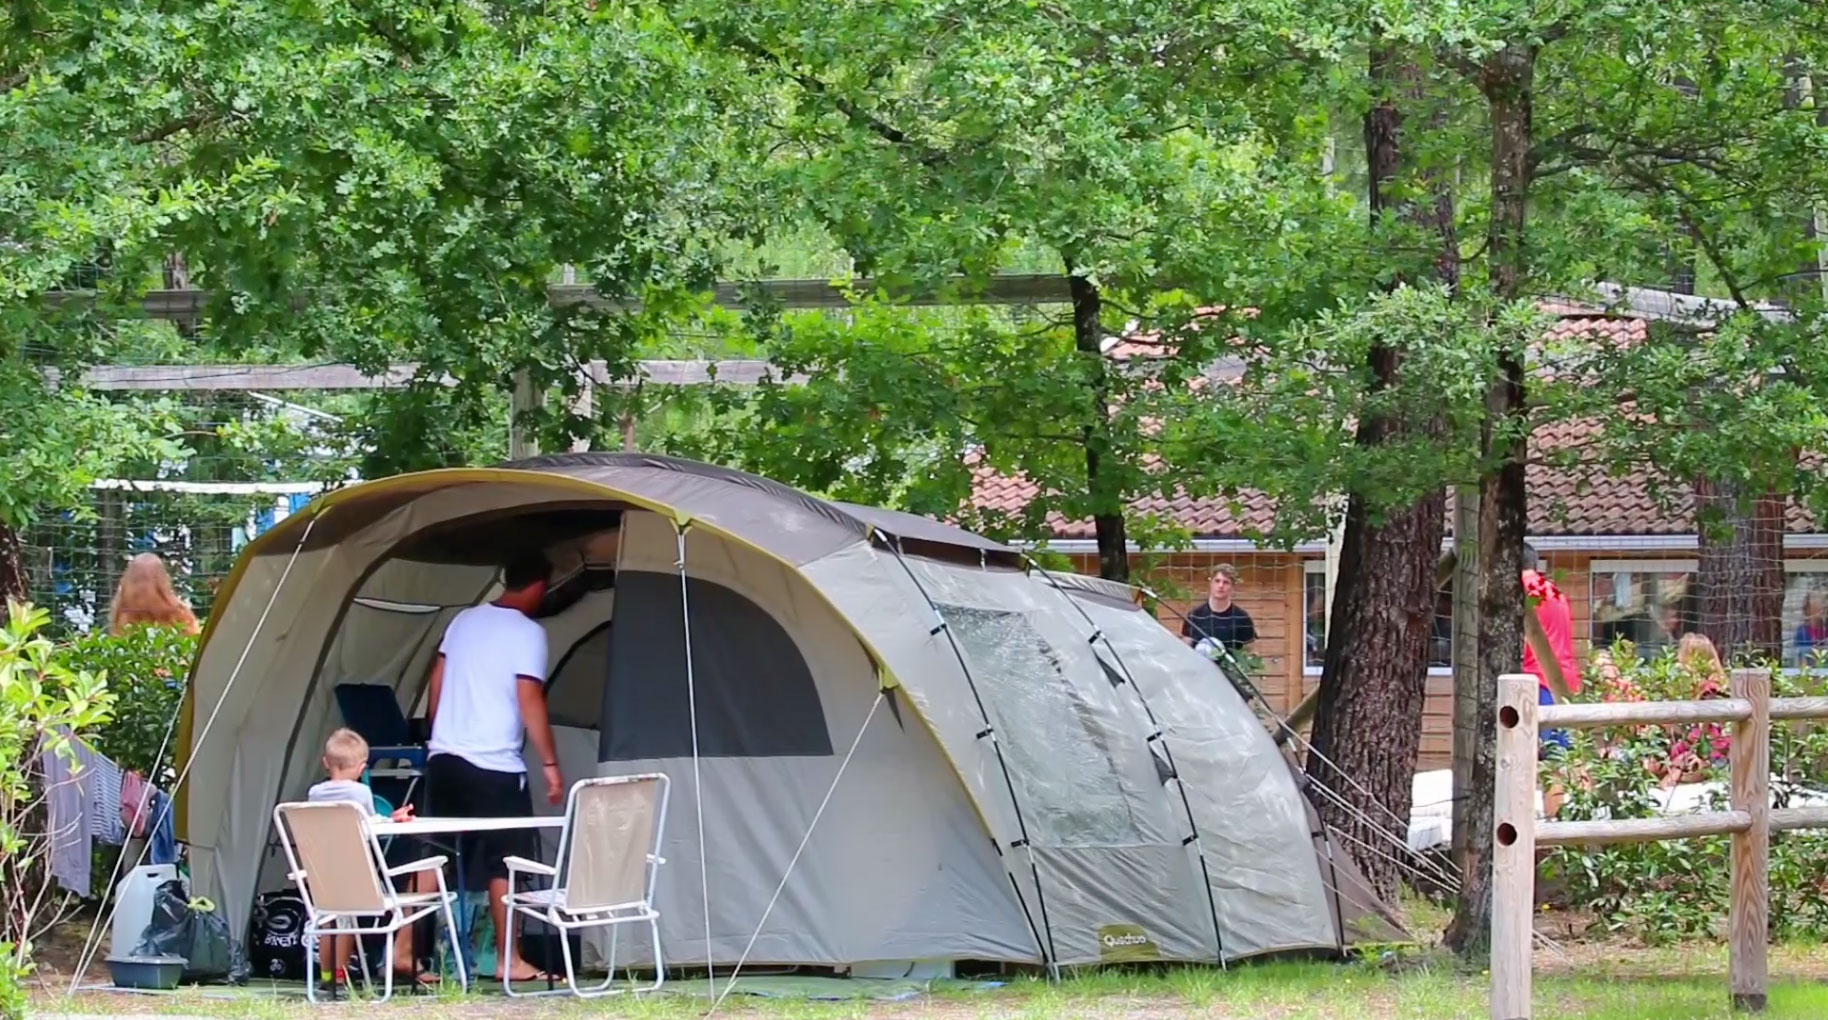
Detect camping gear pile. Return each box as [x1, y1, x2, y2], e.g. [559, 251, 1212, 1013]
[107, 878, 250, 988]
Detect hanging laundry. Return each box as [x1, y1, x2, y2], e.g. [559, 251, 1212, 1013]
[147, 789, 179, 866]
[39, 733, 99, 897]
[122, 770, 150, 839]
[87, 755, 125, 846]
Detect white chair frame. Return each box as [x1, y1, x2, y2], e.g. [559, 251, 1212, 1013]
[501, 773, 669, 998]
[272, 801, 469, 1002]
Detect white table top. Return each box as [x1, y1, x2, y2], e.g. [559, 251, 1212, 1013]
[369, 815, 565, 837]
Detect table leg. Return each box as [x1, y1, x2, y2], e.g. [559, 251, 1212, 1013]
[453, 841, 477, 981]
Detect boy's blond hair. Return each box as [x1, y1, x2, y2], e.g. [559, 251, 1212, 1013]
[323, 728, 369, 771]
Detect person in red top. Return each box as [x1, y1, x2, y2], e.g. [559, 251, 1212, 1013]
[1523, 544, 1580, 702]
[1524, 545, 1580, 817]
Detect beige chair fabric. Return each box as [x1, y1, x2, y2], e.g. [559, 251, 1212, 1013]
[278, 802, 388, 914]
[563, 778, 658, 912]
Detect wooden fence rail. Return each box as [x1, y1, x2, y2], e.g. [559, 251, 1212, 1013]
[1490, 668, 1823, 1019]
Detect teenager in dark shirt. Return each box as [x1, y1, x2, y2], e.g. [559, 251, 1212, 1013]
[1181, 564, 1258, 651]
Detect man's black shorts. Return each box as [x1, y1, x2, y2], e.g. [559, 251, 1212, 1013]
[423, 753, 533, 892]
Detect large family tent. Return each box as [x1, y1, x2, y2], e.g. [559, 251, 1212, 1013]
[175, 453, 1397, 973]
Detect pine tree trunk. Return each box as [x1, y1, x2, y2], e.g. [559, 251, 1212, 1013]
[1305, 42, 1453, 902]
[1069, 272, 1130, 582]
[1448, 41, 1535, 958]
[1308, 488, 1446, 899]
[1694, 477, 1785, 662]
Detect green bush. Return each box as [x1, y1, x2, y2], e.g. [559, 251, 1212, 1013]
[0, 601, 115, 1018]
[58, 626, 196, 782]
[1542, 644, 1828, 942]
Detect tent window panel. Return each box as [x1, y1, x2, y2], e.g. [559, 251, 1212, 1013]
[601, 571, 833, 760]
[937, 604, 1143, 848]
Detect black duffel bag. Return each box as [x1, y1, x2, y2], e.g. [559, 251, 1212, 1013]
[247, 891, 310, 981]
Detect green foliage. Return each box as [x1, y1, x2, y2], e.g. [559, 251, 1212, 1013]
[0, 381, 184, 534]
[1543, 648, 1828, 942]
[0, 601, 115, 1016]
[59, 626, 195, 781]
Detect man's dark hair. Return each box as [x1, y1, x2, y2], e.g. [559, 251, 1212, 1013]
[1522, 543, 1541, 572]
[502, 551, 551, 592]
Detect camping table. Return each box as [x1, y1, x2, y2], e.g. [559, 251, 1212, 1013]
[368, 815, 565, 984]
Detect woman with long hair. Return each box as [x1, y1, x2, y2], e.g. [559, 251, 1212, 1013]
[1676, 632, 1727, 696]
[108, 553, 200, 635]
[1664, 632, 1730, 784]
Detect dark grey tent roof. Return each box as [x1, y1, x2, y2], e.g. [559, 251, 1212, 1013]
[502, 452, 1015, 560]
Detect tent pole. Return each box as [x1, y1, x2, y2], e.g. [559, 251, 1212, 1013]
[1024, 559, 1228, 969]
[675, 523, 716, 1001]
[873, 530, 1059, 978]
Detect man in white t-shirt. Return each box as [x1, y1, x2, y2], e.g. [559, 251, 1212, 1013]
[423, 551, 562, 983]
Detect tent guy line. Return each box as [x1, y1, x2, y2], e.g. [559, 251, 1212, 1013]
[676, 524, 716, 1002]
[710, 691, 887, 1015]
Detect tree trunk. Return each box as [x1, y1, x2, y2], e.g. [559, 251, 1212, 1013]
[1447, 41, 1535, 958]
[164, 252, 198, 337]
[1308, 490, 1446, 900]
[1694, 478, 1785, 662]
[1305, 42, 1454, 902]
[1680, 62, 1808, 665]
[99, 487, 125, 624]
[1069, 272, 1129, 582]
[0, 522, 28, 606]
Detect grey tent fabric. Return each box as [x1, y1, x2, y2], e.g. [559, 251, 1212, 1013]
[180, 455, 1396, 973]
[829, 502, 1015, 556]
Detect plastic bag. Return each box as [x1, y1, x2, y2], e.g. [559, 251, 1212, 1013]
[135, 880, 251, 985]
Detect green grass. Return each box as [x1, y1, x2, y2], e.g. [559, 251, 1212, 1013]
[36, 957, 1828, 1020]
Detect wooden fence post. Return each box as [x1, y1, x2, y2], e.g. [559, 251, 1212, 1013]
[1492, 673, 1539, 1020]
[1730, 667, 1770, 1013]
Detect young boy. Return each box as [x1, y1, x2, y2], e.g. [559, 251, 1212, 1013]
[306, 728, 419, 991]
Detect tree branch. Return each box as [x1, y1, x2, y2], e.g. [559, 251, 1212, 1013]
[131, 112, 213, 145]
[727, 37, 947, 166]
[1439, 47, 1483, 80]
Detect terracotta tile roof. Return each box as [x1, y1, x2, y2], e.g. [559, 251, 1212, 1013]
[968, 310, 1822, 541]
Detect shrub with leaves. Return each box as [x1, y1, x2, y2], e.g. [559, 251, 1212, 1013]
[58, 626, 195, 782]
[1543, 644, 1828, 942]
[0, 601, 115, 1017]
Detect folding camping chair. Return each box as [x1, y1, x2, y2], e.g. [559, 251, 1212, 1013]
[501, 774, 670, 998]
[273, 801, 468, 1003]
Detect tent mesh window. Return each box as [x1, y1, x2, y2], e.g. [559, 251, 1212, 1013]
[937, 604, 1143, 847]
